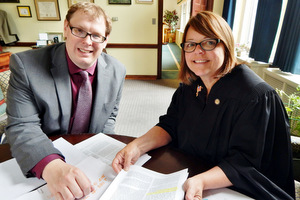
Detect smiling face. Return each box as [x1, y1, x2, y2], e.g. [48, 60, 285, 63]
[64, 10, 108, 70]
[184, 27, 225, 83]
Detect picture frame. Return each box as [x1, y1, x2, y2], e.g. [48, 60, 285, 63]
[0, 0, 20, 3]
[17, 6, 32, 17]
[108, 0, 131, 5]
[135, 0, 153, 4]
[34, 0, 60, 21]
[67, 0, 94, 7]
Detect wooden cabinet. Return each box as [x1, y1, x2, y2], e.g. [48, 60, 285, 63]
[163, 28, 176, 43]
[0, 52, 11, 71]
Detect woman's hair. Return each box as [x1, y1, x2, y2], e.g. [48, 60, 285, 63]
[65, 2, 112, 36]
[179, 11, 238, 85]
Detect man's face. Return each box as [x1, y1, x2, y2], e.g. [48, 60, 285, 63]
[64, 10, 108, 70]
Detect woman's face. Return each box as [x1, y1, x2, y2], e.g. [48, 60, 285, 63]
[184, 27, 225, 82]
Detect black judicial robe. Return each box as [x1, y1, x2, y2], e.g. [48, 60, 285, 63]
[157, 64, 295, 199]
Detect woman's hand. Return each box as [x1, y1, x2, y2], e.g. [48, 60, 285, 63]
[183, 166, 233, 200]
[112, 126, 172, 174]
[112, 141, 141, 173]
[184, 175, 205, 200]
[42, 159, 93, 200]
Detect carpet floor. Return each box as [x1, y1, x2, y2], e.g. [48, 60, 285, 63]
[115, 79, 180, 138]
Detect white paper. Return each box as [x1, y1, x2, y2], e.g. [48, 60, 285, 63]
[0, 159, 45, 200]
[203, 188, 254, 200]
[100, 165, 188, 200]
[75, 133, 151, 166]
[0, 137, 86, 200]
[16, 157, 117, 200]
[53, 137, 87, 166]
[38, 33, 48, 40]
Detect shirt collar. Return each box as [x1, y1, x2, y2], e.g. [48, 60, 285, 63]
[66, 49, 97, 76]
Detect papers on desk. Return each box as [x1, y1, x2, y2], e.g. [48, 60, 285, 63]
[0, 159, 45, 200]
[203, 188, 254, 199]
[0, 133, 254, 200]
[75, 133, 150, 166]
[100, 165, 188, 200]
[0, 133, 151, 200]
[16, 156, 116, 200]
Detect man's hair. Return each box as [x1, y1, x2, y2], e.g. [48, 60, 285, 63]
[179, 11, 238, 85]
[66, 2, 112, 36]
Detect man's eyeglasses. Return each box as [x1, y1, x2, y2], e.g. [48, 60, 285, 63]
[69, 25, 106, 43]
[180, 39, 221, 53]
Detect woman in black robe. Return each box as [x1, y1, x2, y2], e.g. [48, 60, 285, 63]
[112, 11, 295, 200]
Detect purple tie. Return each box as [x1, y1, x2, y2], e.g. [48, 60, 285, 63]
[71, 71, 92, 134]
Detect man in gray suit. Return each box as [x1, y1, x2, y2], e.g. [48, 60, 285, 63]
[5, 2, 126, 199]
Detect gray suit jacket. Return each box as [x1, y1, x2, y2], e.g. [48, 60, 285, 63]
[5, 43, 126, 176]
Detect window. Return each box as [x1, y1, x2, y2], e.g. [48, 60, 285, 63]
[179, 0, 191, 32]
[269, 0, 288, 63]
[232, 0, 258, 55]
[232, 0, 289, 64]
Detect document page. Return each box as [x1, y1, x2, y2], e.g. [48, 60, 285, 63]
[0, 158, 46, 200]
[0, 137, 83, 200]
[53, 137, 87, 165]
[203, 188, 254, 200]
[100, 165, 188, 200]
[16, 156, 117, 200]
[75, 133, 151, 166]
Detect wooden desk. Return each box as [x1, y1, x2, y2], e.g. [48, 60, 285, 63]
[0, 134, 210, 177]
[0, 52, 11, 71]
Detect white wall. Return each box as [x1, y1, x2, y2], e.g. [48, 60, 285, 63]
[1, 0, 224, 76]
[1, 0, 158, 76]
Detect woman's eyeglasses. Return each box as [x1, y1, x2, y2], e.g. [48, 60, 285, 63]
[180, 39, 221, 52]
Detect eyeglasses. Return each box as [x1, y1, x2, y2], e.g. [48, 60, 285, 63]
[180, 39, 221, 53]
[69, 25, 106, 43]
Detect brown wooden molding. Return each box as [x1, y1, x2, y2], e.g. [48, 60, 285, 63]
[9, 42, 159, 49]
[9, 42, 36, 47]
[107, 43, 158, 49]
[125, 75, 157, 80]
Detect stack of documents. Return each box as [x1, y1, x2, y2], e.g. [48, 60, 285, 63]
[0, 133, 253, 200]
[0, 133, 188, 200]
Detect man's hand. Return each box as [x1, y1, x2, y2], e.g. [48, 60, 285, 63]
[42, 159, 93, 200]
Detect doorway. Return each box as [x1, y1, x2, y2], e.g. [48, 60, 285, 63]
[158, 0, 214, 79]
[161, 42, 181, 79]
[161, 0, 181, 79]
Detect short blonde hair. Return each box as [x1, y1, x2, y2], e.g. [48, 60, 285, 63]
[66, 2, 112, 36]
[179, 11, 238, 85]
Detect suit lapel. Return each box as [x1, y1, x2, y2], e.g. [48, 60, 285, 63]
[50, 44, 72, 133]
[89, 55, 109, 132]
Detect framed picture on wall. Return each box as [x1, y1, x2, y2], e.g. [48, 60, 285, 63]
[108, 0, 131, 5]
[17, 6, 32, 17]
[0, 0, 20, 3]
[67, 0, 94, 7]
[34, 0, 61, 21]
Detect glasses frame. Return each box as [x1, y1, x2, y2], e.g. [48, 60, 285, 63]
[180, 39, 221, 53]
[69, 25, 107, 43]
